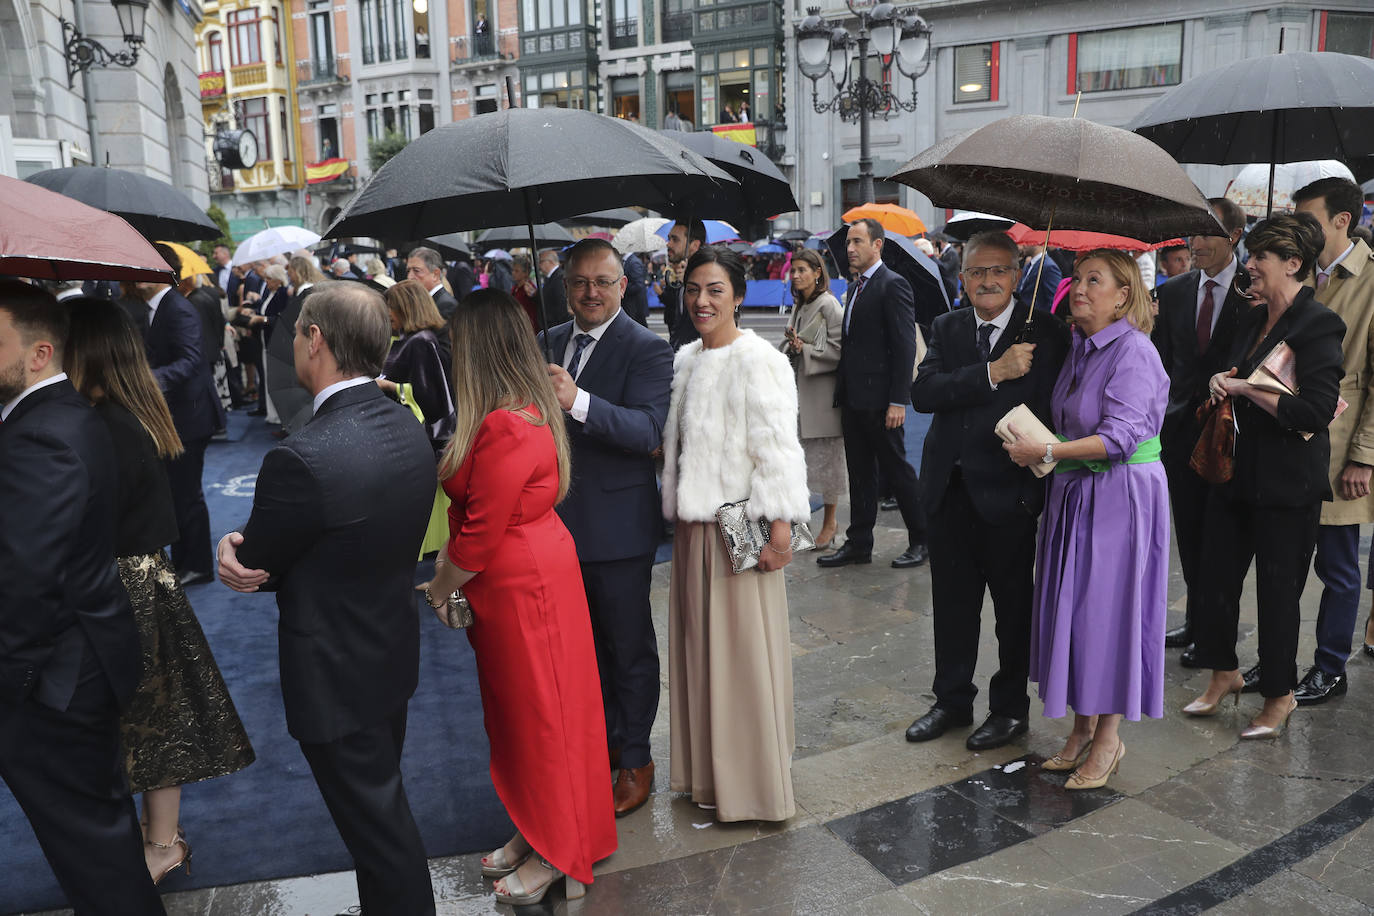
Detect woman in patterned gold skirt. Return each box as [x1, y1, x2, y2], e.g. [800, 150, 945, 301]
[65, 298, 255, 884]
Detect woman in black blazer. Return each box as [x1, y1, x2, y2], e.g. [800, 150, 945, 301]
[1185, 213, 1345, 738]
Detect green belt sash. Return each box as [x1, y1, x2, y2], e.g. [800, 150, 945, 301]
[1053, 434, 1161, 473]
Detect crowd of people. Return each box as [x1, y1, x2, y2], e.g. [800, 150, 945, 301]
[2, 175, 1371, 913]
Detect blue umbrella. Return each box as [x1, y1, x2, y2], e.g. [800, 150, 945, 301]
[656, 219, 740, 244]
[826, 226, 951, 332]
[756, 242, 787, 254]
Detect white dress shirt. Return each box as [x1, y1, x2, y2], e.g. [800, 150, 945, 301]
[1197, 257, 1238, 336]
[977, 302, 1016, 389]
[145, 285, 172, 326]
[2, 373, 69, 421]
[311, 376, 377, 414]
[562, 306, 623, 422]
[1317, 241, 1356, 287]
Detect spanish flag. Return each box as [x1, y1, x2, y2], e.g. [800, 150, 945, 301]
[711, 123, 757, 146]
[306, 158, 350, 184]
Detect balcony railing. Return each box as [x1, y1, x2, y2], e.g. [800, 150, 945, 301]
[199, 70, 226, 99]
[451, 31, 517, 65]
[297, 58, 350, 88]
[231, 62, 268, 86]
[661, 8, 692, 42]
[609, 17, 638, 49]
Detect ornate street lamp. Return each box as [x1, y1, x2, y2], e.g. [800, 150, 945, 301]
[61, 0, 151, 88]
[795, 2, 932, 204]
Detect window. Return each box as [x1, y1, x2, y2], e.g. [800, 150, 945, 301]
[360, 0, 375, 63]
[1320, 12, 1374, 57]
[697, 46, 773, 126]
[206, 31, 224, 72]
[271, 6, 283, 65]
[610, 0, 637, 49]
[309, 1, 333, 76]
[663, 70, 695, 128]
[522, 0, 581, 31]
[414, 0, 430, 59]
[953, 42, 998, 103]
[661, 0, 690, 42]
[228, 8, 263, 66]
[475, 84, 499, 114]
[1069, 23, 1182, 93]
[611, 76, 639, 120]
[317, 103, 339, 158]
[279, 97, 291, 160]
[841, 178, 900, 213]
[472, 0, 493, 56]
[523, 70, 591, 109]
[359, 0, 408, 63]
[391, 0, 409, 60]
[241, 97, 271, 160]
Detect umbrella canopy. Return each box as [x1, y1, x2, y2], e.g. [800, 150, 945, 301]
[559, 207, 643, 229]
[1004, 224, 1181, 253]
[423, 234, 473, 260]
[756, 242, 787, 255]
[842, 203, 927, 236]
[725, 241, 757, 256]
[324, 107, 737, 240]
[0, 175, 175, 284]
[25, 166, 220, 242]
[157, 241, 212, 279]
[940, 211, 1015, 241]
[483, 249, 513, 262]
[1127, 51, 1374, 168]
[477, 222, 574, 250]
[233, 226, 323, 265]
[656, 219, 741, 244]
[1224, 160, 1356, 218]
[660, 129, 799, 225]
[826, 226, 950, 330]
[889, 115, 1226, 241]
[612, 217, 670, 254]
[777, 229, 814, 242]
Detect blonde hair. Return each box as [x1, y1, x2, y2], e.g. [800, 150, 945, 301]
[385, 279, 446, 333]
[438, 289, 571, 500]
[1075, 248, 1155, 335]
[287, 255, 326, 286]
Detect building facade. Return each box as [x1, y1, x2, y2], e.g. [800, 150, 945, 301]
[787, 0, 1374, 233]
[0, 0, 208, 205]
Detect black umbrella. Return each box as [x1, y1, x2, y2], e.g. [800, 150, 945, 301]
[558, 207, 643, 229]
[661, 129, 798, 227]
[826, 227, 951, 332]
[777, 229, 813, 242]
[1128, 51, 1374, 215]
[477, 222, 575, 250]
[25, 166, 220, 241]
[423, 234, 473, 260]
[939, 212, 1014, 241]
[725, 240, 757, 256]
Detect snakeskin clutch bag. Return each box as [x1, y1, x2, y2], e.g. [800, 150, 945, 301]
[714, 500, 817, 574]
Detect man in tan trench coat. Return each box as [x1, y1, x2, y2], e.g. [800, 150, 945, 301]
[1277, 177, 1374, 705]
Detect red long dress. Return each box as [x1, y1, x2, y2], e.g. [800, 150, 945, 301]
[443, 407, 616, 884]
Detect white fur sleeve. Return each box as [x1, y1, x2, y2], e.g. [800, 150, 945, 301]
[744, 343, 812, 522]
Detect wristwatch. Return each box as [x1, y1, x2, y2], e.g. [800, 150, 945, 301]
[1042, 442, 1056, 465]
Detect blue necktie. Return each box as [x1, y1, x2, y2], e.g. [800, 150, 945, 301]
[566, 333, 594, 378]
[843, 275, 867, 334]
[977, 323, 995, 362]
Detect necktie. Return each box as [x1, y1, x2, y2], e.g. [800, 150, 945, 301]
[843, 275, 867, 334]
[1318, 270, 1331, 290]
[1196, 279, 1217, 353]
[977, 322, 995, 362]
[566, 333, 594, 378]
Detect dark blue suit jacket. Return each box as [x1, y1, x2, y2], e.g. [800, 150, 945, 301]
[541, 309, 673, 563]
[145, 287, 222, 443]
[835, 262, 917, 410]
[1015, 253, 1062, 312]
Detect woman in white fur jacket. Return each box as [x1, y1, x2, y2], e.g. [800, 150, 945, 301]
[661, 246, 812, 822]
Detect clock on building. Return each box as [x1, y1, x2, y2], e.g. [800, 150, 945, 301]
[214, 128, 260, 170]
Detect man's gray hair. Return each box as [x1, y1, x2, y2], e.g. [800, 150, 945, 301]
[537, 247, 560, 265]
[962, 231, 1020, 268]
[408, 246, 444, 273]
[297, 281, 391, 377]
[262, 265, 288, 285]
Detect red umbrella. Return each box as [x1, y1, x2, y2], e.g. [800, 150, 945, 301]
[0, 174, 176, 283]
[1006, 223, 1183, 253]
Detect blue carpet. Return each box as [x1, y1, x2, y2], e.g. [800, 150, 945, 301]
[0, 411, 511, 915]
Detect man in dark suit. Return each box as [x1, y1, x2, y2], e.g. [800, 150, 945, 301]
[621, 250, 650, 326]
[538, 247, 569, 329]
[138, 245, 225, 588]
[937, 238, 961, 305]
[1016, 243, 1063, 312]
[819, 217, 927, 569]
[907, 232, 1071, 748]
[218, 281, 436, 916]
[0, 280, 164, 914]
[406, 246, 457, 319]
[542, 239, 673, 817]
[662, 221, 704, 351]
[1152, 197, 1247, 665]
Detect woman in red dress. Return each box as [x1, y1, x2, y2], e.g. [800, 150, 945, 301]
[422, 289, 616, 906]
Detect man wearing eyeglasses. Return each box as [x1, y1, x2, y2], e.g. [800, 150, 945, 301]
[908, 230, 1070, 749]
[542, 238, 674, 818]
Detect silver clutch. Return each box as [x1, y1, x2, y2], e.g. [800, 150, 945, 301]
[714, 500, 817, 574]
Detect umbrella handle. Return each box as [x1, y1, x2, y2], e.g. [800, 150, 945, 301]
[1016, 202, 1057, 343]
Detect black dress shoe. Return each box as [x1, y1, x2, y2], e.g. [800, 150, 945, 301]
[817, 544, 872, 567]
[891, 545, 929, 569]
[1164, 624, 1192, 648]
[966, 714, 1029, 751]
[1179, 644, 1204, 668]
[905, 707, 973, 743]
[879, 497, 899, 511]
[177, 570, 214, 588]
[1294, 666, 1347, 706]
[1241, 663, 1263, 693]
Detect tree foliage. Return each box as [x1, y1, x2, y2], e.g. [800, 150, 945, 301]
[194, 205, 235, 259]
[368, 131, 411, 173]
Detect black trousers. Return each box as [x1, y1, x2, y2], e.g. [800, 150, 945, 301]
[299, 709, 435, 916]
[840, 406, 925, 553]
[0, 651, 165, 915]
[581, 554, 659, 770]
[1163, 451, 1210, 633]
[1193, 493, 1319, 698]
[165, 436, 212, 577]
[927, 472, 1035, 718]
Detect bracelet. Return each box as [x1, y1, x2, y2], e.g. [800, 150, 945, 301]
[765, 540, 793, 556]
[423, 585, 445, 610]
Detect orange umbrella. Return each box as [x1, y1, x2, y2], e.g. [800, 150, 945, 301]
[842, 202, 926, 236]
[1006, 223, 1184, 253]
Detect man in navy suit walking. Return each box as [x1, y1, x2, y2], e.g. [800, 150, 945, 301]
[543, 239, 673, 817]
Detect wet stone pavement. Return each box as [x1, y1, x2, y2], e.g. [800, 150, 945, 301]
[27, 512, 1374, 915]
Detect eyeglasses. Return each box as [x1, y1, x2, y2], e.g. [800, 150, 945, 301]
[962, 266, 1018, 281]
[567, 275, 623, 292]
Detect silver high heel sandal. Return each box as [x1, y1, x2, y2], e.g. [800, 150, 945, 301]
[480, 834, 532, 878]
[494, 855, 586, 906]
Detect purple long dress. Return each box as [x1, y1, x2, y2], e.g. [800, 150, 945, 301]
[1031, 318, 1170, 721]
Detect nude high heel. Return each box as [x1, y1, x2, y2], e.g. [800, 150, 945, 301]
[494, 856, 585, 905]
[1066, 741, 1125, 791]
[1239, 698, 1298, 740]
[147, 835, 192, 885]
[1182, 674, 1245, 716]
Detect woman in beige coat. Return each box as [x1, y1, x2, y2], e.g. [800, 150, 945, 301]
[781, 248, 846, 547]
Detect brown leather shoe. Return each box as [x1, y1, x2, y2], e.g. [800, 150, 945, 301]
[612, 761, 654, 817]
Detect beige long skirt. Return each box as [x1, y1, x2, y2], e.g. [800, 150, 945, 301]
[669, 520, 796, 822]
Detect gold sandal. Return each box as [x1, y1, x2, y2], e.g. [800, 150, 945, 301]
[1041, 739, 1092, 772]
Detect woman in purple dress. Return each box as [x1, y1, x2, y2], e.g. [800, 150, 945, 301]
[1005, 249, 1170, 790]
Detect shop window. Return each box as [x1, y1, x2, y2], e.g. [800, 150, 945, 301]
[611, 76, 639, 121]
[663, 71, 695, 129]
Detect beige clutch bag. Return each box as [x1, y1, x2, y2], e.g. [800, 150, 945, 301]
[1245, 341, 1348, 442]
[994, 403, 1058, 478]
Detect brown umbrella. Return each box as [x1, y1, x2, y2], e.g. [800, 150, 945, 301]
[0, 174, 176, 284]
[888, 115, 1226, 242]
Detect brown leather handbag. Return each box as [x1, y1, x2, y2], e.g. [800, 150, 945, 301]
[1189, 398, 1236, 484]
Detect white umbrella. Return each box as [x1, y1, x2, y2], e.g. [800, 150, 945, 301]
[613, 217, 671, 254]
[483, 248, 513, 261]
[1224, 160, 1356, 218]
[232, 225, 323, 265]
